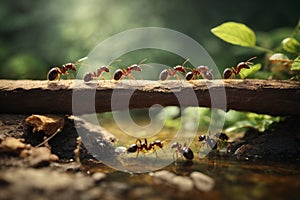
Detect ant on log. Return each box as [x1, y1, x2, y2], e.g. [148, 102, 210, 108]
[159, 59, 189, 81]
[185, 65, 214, 81]
[126, 138, 164, 158]
[83, 66, 110, 82]
[47, 57, 87, 81]
[223, 57, 256, 79]
[171, 142, 194, 161]
[113, 59, 147, 81]
[83, 60, 121, 82]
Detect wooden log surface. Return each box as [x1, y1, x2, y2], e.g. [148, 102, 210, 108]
[0, 79, 299, 116]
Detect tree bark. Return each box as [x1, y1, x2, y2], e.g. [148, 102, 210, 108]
[0, 79, 299, 116]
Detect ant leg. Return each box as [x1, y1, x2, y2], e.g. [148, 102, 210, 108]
[173, 150, 178, 161]
[174, 74, 183, 82]
[99, 72, 111, 82]
[153, 149, 158, 159]
[136, 72, 143, 81]
[135, 150, 140, 158]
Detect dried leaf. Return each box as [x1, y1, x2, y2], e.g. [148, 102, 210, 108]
[26, 115, 64, 136]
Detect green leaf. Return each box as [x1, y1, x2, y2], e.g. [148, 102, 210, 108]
[291, 56, 300, 71]
[211, 22, 256, 47]
[281, 37, 300, 53]
[239, 63, 261, 79]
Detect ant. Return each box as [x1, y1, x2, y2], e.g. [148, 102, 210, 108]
[171, 142, 194, 160]
[198, 132, 229, 150]
[84, 60, 121, 82]
[185, 65, 214, 81]
[84, 66, 110, 82]
[113, 59, 147, 81]
[126, 138, 164, 158]
[159, 59, 189, 81]
[223, 57, 256, 79]
[47, 57, 87, 81]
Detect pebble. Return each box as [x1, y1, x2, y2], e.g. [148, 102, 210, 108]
[151, 170, 216, 192]
[114, 146, 127, 155]
[190, 171, 215, 192]
[92, 172, 106, 183]
[172, 176, 194, 191]
[150, 170, 176, 185]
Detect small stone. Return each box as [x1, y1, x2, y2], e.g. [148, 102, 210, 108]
[151, 170, 176, 184]
[92, 172, 106, 183]
[115, 146, 127, 155]
[27, 147, 59, 167]
[171, 176, 194, 191]
[0, 137, 30, 154]
[190, 171, 215, 192]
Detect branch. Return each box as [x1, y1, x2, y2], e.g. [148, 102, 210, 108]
[0, 79, 299, 116]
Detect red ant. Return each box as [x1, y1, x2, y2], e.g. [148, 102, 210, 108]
[47, 57, 87, 81]
[83, 60, 120, 82]
[84, 66, 110, 82]
[113, 59, 147, 81]
[223, 57, 256, 79]
[171, 142, 194, 160]
[185, 65, 214, 81]
[127, 138, 164, 158]
[159, 59, 189, 81]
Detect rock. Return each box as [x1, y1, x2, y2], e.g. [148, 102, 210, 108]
[171, 176, 194, 191]
[151, 170, 176, 185]
[0, 168, 94, 199]
[26, 115, 64, 136]
[26, 147, 59, 167]
[92, 172, 106, 183]
[115, 146, 127, 155]
[151, 170, 194, 191]
[0, 137, 31, 155]
[190, 171, 215, 192]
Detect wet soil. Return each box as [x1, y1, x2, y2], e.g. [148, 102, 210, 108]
[0, 114, 300, 200]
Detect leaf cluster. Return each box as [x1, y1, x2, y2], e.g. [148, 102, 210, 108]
[211, 20, 300, 79]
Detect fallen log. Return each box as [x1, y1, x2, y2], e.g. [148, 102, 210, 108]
[0, 79, 299, 116]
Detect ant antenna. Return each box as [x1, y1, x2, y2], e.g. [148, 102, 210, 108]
[108, 59, 122, 66]
[182, 58, 190, 67]
[76, 56, 88, 64]
[246, 56, 257, 64]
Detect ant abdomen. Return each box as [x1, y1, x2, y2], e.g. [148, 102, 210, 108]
[83, 72, 94, 82]
[223, 68, 233, 79]
[159, 69, 169, 81]
[113, 69, 124, 80]
[47, 67, 61, 81]
[127, 144, 138, 153]
[182, 146, 194, 160]
[185, 72, 194, 81]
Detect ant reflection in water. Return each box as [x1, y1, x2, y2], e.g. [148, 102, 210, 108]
[126, 138, 165, 158]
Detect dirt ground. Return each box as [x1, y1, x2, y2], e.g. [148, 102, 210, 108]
[0, 114, 299, 200]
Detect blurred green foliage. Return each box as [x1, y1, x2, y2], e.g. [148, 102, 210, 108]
[0, 0, 299, 79]
[155, 107, 281, 134]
